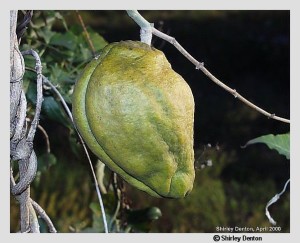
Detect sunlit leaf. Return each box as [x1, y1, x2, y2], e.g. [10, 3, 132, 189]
[243, 133, 290, 159]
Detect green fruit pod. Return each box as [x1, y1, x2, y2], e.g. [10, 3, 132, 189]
[72, 40, 195, 198]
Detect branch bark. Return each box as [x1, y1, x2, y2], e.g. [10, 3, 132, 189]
[10, 11, 24, 139]
[10, 10, 33, 233]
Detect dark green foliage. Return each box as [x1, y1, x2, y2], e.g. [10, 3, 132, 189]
[21, 10, 108, 127]
[125, 207, 162, 232]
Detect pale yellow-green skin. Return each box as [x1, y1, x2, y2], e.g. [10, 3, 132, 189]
[72, 41, 195, 198]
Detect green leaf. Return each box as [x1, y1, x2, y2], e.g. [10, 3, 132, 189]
[68, 134, 83, 159]
[54, 12, 69, 31]
[37, 153, 57, 172]
[81, 202, 112, 233]
[243, 133, 290, 159]
[127, 207, 162, 223]
[36, 27, 56, 44]
[126, 207, 162, 232]
[23, 71, 38, 103]
[88, 31, 108, 51]
[49, 64, 75, 85]
[50, 32, 78, 50]
[42, 96, 70, 128]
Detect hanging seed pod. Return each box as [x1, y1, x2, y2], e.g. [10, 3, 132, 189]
[72, 40, 195, 198]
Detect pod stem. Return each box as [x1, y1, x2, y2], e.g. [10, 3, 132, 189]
[126, 10, 153, 45]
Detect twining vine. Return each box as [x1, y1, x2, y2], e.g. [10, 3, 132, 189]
[10, 10, 109, 233]
[10, 10, 56, 233]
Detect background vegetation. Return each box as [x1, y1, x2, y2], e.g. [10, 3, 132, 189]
[10, 10, 290, 233]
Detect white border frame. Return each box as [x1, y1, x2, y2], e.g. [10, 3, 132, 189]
[2, 1, 299, 242]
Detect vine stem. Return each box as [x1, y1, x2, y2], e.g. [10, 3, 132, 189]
[37, 124, 51, 153]
[126, 10, 290, 124]
[41, 75, 109, 233]
[10, 169, 57, 233]
[21, 49, 43, 142]
[10, 10, 40, 232]
[265, 178, 290, 225]
[30, 199, 57, 233]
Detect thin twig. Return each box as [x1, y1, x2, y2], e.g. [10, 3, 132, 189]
[25, 117, 51, 154]
[76, 10, 96, 57]
[96, 160, 108, 194]
[28, 203, 40, 233]
[42, 77, 73, 122]
[11, 169, 54, 233]
[127, 10, 290, 124]
[37, 124, 51, 153]
[41, 75, 109, 233]
[31, 199, 57, 233]
[109, 173, 121, 232]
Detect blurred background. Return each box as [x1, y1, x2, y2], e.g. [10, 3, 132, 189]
[11, 10, 290, 233]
